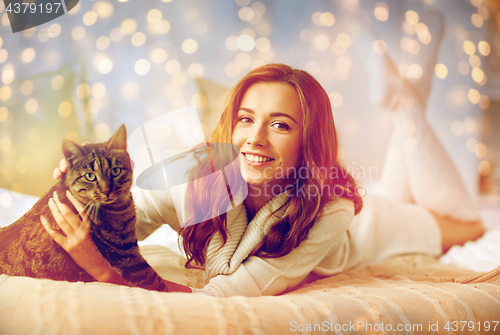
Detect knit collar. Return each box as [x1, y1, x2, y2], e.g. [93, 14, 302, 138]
[203, 186, 293, 281]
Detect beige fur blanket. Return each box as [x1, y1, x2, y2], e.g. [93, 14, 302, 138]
[1, 245, 499, 335]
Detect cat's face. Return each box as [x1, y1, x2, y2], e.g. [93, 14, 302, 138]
[62, 125, 133, 205]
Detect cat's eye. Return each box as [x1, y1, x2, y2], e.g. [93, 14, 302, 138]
[110, 167, 121, 177]
[85, 173, 96, 181]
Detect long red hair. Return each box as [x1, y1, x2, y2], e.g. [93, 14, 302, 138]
[180, 63, 363, 268]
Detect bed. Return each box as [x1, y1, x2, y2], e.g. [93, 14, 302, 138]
[1, 189, 500, 334]
[1, 0, 500, 333]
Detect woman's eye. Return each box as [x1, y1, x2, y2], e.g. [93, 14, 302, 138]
[85, 173, 96, 181]
[110, 167, 122, 177]
[239, 116, 252, 124]
[273, 122, 290, 130]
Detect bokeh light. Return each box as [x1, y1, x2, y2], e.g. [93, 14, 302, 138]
[172, 71, 187, 86]
[471, 67, 485, 84]
[83, 11, 98, 26]
[72, 26, 86, 41]
[150, 48, 168, 64]
[135, 59, 151, 75]
[319, 12, 335, 26]
[0, 136, 12, 153]
[155, 20, 171, 34]
[91, 83, 107, 98]
[471, 13, 483, 28]
[405, 10, 419, 25]
[77, 84, 91, 99]
[98, 58, 113, 74]
[468, 88, 480, 104]
[0, 49, 7, 64]
[48, 23, 61, 38]
[374, 2, 389, 21]
[478, 41, 491, 56]
[463, 41, 476, 55]
[165, 59, 181, 74]
[20, 80, 34, 95]
[96, 36, 111, 50]
[0, 107, 9, 122]
[2, 64, 14, 85]
[51, 75, 65, 90]
[58, 101, 73, 117]
[182, 39, 198, 54]
[469, 55, 481, 68]
[475, 142, 487, 159]
[187, 63, 204, 78]
[0, 85, 11, 101]
[121, 18, 137, 35]
[451, 121, 464, 136]
[239, 7, 254, 21]
[93, 1, 114, 18]
[255, 37, 271, 52]
[479, 95, 490, 110]
[25, 99, 38, 114]
[147, 9, 163, 24]
[435, 64, 448, 79]
[236, 35, 255, 51]
[478, 160, 491, 176]
[131, 32, 147, 47]
[313, 35, 330, 50]
[191, 93, 207, 108]
[336, 33, 352, 48]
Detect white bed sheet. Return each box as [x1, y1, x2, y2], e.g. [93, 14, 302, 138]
[1, 187, 499, 272]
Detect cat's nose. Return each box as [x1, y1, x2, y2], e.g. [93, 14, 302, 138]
[102, 189, 112, 197]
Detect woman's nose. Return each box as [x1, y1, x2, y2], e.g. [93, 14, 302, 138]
[246, 126, 268, 147]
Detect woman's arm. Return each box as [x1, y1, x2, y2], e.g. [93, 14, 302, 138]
[40, 187, 191, 293]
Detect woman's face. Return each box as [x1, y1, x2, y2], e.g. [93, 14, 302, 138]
[232, 82, 303, 190]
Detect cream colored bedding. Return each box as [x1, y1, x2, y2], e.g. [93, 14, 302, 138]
[1, 245, 499, 335]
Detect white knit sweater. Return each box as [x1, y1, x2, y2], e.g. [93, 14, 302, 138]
[132, 186, 355, 297]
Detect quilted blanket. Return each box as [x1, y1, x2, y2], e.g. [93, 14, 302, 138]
[1, 245, 499, 335]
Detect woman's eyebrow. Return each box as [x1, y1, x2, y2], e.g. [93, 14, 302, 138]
[238, 107, 298, 124]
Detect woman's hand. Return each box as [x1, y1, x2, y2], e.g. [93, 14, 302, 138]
[40, 190, 128, 285]
[53, 158, 68, 179]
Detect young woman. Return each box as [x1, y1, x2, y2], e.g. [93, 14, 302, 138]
[43, 63, 484, 297]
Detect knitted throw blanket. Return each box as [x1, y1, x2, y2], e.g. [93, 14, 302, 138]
[1, 247, 499, 335]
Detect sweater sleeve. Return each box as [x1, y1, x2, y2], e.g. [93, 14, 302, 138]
[201, 198, 355, 297]
[132, 187, 182, 240]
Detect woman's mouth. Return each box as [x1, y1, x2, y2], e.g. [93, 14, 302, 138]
[243, 153, 275, 166]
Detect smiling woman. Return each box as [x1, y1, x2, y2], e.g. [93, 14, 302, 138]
[233, 82, 303, 205]
[178, 64, 363, 289]
[44, 63, 484, 298]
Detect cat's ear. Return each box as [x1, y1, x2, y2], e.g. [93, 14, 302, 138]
[107, 124, 127, 150]
[62, 140, 85, 159]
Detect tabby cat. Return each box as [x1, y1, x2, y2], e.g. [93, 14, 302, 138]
[0, 125, 166, 291]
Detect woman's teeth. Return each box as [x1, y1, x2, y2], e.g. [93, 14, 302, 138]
[245, 154, 274, 163]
